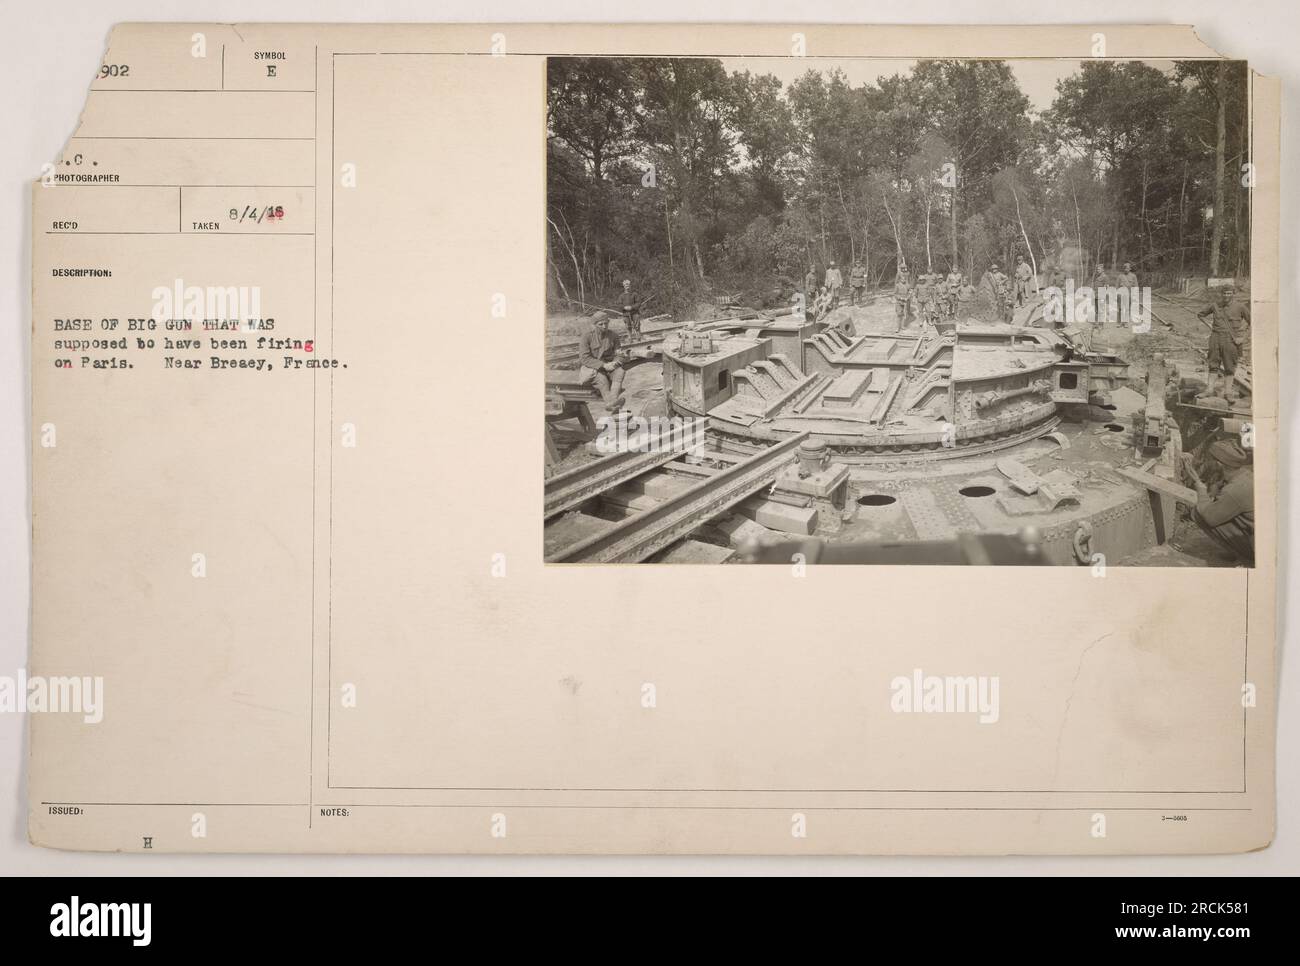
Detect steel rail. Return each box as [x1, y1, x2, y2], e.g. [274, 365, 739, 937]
[547, 432, 810, 563]
[544, 440, 689, 519]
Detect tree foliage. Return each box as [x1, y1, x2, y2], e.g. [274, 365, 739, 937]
[547, 56, 1251, 313]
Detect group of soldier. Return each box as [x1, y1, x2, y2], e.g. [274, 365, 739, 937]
[804, 254, 1045, 330]
[1048, 260, 1141, 327]
[891, 265, 977, 329]
[804, 259, 872, 320]
[977, 255, 1038, 322]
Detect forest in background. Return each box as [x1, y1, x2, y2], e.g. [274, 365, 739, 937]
[546, 57, 1250, 317]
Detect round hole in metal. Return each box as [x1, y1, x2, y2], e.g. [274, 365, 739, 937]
[857, 494, 897, 507]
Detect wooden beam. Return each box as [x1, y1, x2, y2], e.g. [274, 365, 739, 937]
[1117, 466, 1197, 505]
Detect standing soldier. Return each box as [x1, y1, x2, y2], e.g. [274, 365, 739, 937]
[1048, 263, 1065, 289]
[946, 266, 962, 318]
[619, 278, 643, 340]
[1197, 285, 1250, 398]
[933, 272, 949, 322]
[893, 274, 911, 330]
[824, 261, 844, 307]
[804, 265, 818, 303]
[1115, 262, 1139, 327]
[987, 264, 1006, 322]
[1093, 261, 1111, 325]
[916, 273, 935, 326]
[1014, 255, 1034, 306]
[849, 260, 866, 307]
[957, 275, 977, 315]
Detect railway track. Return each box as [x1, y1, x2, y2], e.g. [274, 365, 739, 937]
[545, 432, 809, 564]
[545, 434, 691, 519]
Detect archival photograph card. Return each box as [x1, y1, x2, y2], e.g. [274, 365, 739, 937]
[27, 22, 1278, 853]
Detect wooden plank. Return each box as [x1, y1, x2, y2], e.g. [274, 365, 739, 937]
[1117, 466, 1197, 505]
[704, 513, 774, 547]
[543, 512, 611, 557]
[600, 489, 663, 512]
[648, 539, 735, 565]
[618, 471, 697, 501]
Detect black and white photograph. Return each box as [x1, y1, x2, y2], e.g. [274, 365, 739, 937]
[545, 56, 1256, 566]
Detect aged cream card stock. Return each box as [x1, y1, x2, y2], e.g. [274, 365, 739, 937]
[27, 23, 1277, 853]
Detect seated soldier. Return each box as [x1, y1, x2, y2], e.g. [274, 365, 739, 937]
[577, 311, 627, 412]
[814, 285, 831, 320]
[1183, 440, 1254, 565]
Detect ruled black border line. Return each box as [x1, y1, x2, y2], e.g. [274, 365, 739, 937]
[316, 50, 1255, 803]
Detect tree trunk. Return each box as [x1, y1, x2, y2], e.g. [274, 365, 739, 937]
[1177, 161, 1188, 277]
[949, 181, 959, 271]
[1234, 83, 1247, 277]
[835, 180, 855, 262]
[881, 188, 903, 264]
[664, 194, 674, 279]
[818, 192, 828, 264]
[924, 198, 932, 272]
[864, 223, 871, 291]
[1210, 61, 1227, 276]
[1138, 160, 1149, 269]
[1010, 180, 1038, 278]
